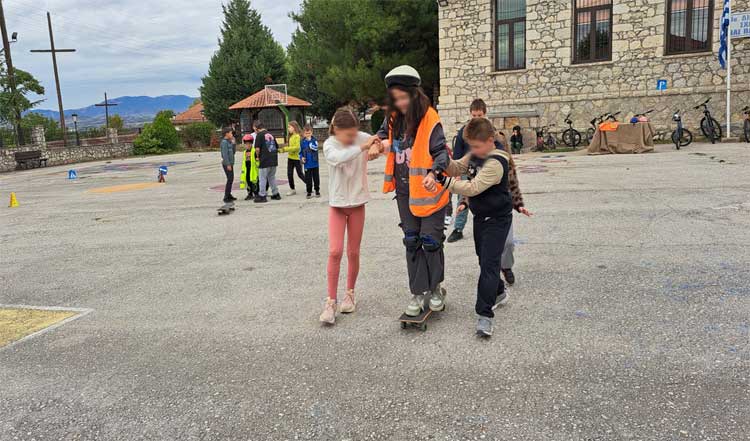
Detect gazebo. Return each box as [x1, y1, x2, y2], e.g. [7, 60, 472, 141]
[229, 88, 312, 142]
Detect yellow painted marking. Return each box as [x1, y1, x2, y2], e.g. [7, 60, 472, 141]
[0, 308, 77, 348]
[88, 182, 162, 194]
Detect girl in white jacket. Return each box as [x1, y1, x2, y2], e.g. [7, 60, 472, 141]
[319, 107, 380, 325]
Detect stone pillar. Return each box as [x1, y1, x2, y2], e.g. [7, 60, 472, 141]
[107, 128, 119, 144]
[31, 126, 46, 148]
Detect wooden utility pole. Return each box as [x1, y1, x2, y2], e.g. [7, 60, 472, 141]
[95, 92, 118, 131]
[0, 0, 22, 146]
[30, 12, 75, 145]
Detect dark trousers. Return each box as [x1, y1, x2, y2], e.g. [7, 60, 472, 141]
[473, 214, 512, 318]
[397, 193, 447, 295]
[287, 159, 305, 190]
[223, 164, 234, 202]
[305, 167, 320, 195]
[245, 161, 257, 196]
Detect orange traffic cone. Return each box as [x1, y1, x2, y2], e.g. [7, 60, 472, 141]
[9, 192, 19, 208]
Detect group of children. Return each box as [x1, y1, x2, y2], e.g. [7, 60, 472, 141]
[221, 121, 322, 205]
[316, 65, 532, 337]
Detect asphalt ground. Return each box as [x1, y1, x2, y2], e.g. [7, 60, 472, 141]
[1, 143, 749, 440]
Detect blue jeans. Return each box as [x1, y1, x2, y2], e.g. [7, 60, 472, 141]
[454, 193, 469, 231]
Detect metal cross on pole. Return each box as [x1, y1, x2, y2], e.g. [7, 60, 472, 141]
[30, 12, 76, 146]
[95, 92, 118, 132]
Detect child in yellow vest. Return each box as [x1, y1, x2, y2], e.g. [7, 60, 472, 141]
[240, 134, 259, 200]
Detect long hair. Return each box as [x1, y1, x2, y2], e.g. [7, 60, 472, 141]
[387, 85, 431, 139]
[289, 121, 302, 135]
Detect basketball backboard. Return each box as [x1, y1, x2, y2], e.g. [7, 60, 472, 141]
[264, 84, 288, 106]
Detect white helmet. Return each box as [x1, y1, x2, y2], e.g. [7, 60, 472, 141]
[385, 65, 421, 88]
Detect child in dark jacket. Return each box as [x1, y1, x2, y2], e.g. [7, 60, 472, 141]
[301, 124, 321, 199]
[431, 118, 531, 337]
[510, 125, 523, 155]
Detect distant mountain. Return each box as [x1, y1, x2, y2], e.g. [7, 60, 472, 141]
[28, 95, 198, 128]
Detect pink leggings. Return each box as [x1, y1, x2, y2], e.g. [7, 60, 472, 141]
[327, 205, 366, 300]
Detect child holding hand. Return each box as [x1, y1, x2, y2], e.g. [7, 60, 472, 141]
[319, 107, 380, 325]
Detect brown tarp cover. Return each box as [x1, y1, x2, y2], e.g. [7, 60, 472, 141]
[588, 123, 655, 155]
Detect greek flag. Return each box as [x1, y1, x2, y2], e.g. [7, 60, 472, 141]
[718, 0, 731, 68]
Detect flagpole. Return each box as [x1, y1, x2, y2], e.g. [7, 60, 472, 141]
[726, 0, 732, 139]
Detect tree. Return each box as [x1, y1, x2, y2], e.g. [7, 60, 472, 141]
[287, 0, 439, 118]
[0, 61, 45, 128]
[200, 0, 287, 126]
[109, 114, 124, 131]
[179, 122, 215, 148]
[133, 110, 181, 155]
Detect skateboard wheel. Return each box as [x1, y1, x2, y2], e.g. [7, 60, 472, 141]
[420, 323, 427, 331]
[400, 322, 407, 329]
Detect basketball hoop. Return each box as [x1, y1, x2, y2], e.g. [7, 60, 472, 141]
[264, 84, 288, 106]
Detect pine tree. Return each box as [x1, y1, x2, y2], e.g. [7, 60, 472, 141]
[200, 0, 287, 126]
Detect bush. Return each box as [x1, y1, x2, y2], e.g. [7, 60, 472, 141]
[179, 122, 215, 148]
[133, 110, 180, 155]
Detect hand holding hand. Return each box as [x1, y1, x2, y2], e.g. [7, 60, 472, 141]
[422, 172, 438, 193]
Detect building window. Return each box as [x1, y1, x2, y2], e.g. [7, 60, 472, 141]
[666, 0, 713, 54]
[495, 0, 526, 70]
[573, 0, 612, 64]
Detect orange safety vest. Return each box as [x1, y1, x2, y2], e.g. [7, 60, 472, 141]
[382, 107, 450, 217]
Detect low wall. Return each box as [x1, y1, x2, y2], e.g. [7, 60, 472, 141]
[0, 142, 134, 173]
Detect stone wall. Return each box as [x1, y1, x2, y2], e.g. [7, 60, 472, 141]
[0, 139, 133, 173]
[438, 0, 750, 145]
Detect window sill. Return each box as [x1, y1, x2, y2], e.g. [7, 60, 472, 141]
[489, 68, 528, 76]
[662, 51, 713, 59]
[569, 60, 614, 67]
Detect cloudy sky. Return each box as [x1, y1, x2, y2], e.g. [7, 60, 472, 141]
[3, 0, 300, 109]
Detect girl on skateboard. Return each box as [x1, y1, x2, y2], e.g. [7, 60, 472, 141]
[319, 108, 382, 325]
[372, 65, 451, 318]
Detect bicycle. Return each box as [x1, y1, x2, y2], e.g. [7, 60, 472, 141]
[742, 106, 749, 143]
[632, 109, 654, 123]
[535, 125, 557, 151]
[586, 112, 620, 143]
[694, 98, 722, 144]
[561, 113, 582, 147]
[671, 109, 692, 150]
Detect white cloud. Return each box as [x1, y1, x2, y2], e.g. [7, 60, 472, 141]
[4, 0, 300, 108]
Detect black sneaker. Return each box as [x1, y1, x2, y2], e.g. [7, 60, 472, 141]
[270, 194, 282, 201]
[315, 192, 321, 198]
[228, 195, 237, 201]
[447, 229, 464, 243]
[245, 193, 254, 201]
[502, 269, 515, 286]
[253, 196, 268, 203]
[306, 193, 313, 199]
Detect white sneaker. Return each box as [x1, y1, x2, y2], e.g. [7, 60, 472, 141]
[429, 287, 446, 311]
[444, 215, 453, 226]
[286, 190, 297, 196]
[405, 295, 425, 317]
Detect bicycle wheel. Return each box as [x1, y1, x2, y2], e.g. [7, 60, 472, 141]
[701, 117, 722, 143]
[671, 128, 692, 148]
[585, 128, 595, 144]
[743, 119, 750, 143]
[562, 129, 581, 147]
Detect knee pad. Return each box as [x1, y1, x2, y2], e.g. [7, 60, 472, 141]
[403, 231, 421, 252]
[421, 234, 442, 253]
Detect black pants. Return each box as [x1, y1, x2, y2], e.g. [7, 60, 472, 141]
[397, 193, 447, 295]
[223, 164, 234, 202]
[245, 161, 257, 196]
[473, 214, 512, 318]
[287, 158, 305, 190]
[305, 167, 320, 195]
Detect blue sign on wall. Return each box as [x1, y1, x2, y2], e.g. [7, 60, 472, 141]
[656, 80, 668, 91]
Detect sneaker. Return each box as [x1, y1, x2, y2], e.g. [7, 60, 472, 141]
[270, 194, 282, 201]
[429, 287, 446, 312]
[286, 190, 296, 196]
[340, 289, 356, 313]
[253, 196, 268, 203]
[444, 215, 453, 226]
[492, 291, 508, 310]
[447, 230, 464, 243]
[319, 298, 336, 324]
[306, 194, 313, 199]
[315, 192, 321, 198]
[476, 316, 493, 337]
[228, 195, 237, 201]
[404, 294, 425, 317]
[245, 193, 254, 201]
[502, 269, 515, 286]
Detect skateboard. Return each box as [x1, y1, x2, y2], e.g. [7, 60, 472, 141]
[399, 289, 447, 331]
[217, 202, 235, 215]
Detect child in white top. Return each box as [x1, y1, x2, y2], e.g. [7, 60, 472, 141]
[319, 107, 381, 325]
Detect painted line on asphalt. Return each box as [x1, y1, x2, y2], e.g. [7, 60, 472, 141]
[0, 304, 94, 352]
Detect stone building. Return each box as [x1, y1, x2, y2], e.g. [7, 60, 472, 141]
[437, 0, 750, 145]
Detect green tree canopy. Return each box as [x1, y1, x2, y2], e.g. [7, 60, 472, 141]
[0, 61, 45, 126]
[133, 110, 181, 155]
[200, 0, 287, 126]
[109, 114, 124, 131]
[287, 0, 439, 118]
